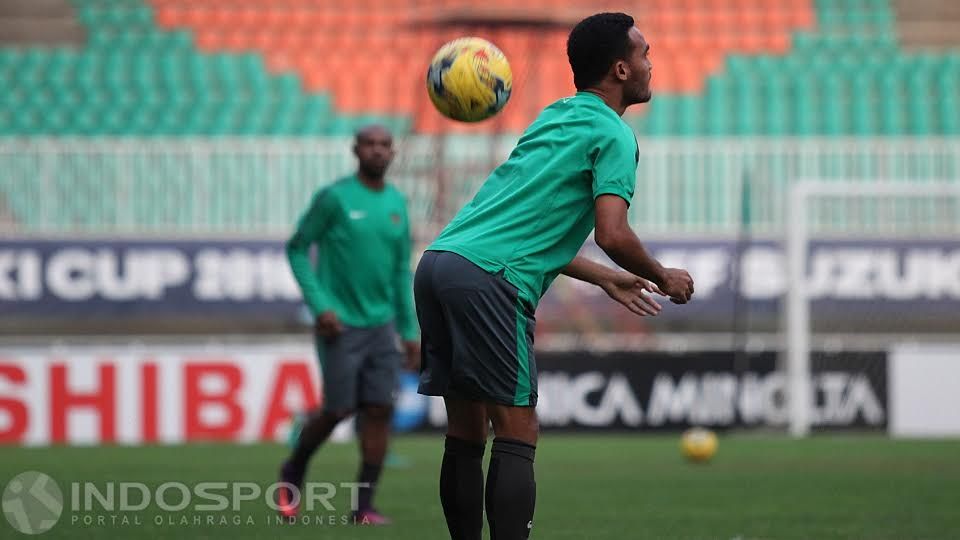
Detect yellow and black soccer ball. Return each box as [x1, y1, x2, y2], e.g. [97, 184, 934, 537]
[427, 37, 512, 122]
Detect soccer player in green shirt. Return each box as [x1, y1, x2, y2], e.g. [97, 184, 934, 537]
[277, 125, 419, 525]
[415, 13, 695, 540]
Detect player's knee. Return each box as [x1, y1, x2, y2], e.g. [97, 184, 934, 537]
[361, 404, 394, 422]
[446, 424, 487, 444]
[445, 413, 489, 443]
[444, 398, 489, 443]
[487, 405, 538, 445]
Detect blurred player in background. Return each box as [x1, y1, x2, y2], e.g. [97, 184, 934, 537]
[415, 13, 695, 540]
[277, 125, 419, 525]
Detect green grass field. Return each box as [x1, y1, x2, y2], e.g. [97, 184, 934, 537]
[3, 435, 959, 539]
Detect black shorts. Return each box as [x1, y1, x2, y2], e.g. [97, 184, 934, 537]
[315, 322, 401, 413]
[414, 250, 537, 407]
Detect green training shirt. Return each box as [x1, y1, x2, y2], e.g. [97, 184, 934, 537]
[429, 91, 640, 306]
[287, 175, 418, 340]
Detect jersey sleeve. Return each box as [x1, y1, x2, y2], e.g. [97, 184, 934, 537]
[590, 128, 639, 205]
[392, 199, 419, 341]
[286, 188, 337, 317]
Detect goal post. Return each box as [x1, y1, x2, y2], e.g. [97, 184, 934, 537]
[784, 180, 960, 437]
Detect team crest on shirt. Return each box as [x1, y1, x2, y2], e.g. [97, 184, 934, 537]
[390, 213, 401, 224]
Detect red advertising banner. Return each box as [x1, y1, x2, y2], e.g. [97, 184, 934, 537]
[0, 344, 321, 446]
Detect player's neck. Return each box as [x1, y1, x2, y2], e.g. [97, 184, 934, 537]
[581, 88, 627, 116]
[356, 172, 386, 191]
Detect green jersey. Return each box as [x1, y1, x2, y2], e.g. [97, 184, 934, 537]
[287, 175, 417, 340]
[429, 91, 639, 306]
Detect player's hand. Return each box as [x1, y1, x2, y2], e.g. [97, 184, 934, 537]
[658, 268, 695, 304]
[403, 340, 421, 371]
[601, 271, 664, 317]
[315, 311, 344, 338]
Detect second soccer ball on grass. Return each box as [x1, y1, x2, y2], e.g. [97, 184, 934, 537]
[681, 427, 719, 463]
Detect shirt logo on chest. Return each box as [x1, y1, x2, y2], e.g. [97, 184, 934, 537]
[348, 210, 367, 220]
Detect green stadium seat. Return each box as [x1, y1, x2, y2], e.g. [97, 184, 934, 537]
[703, 76, 732, 135]
[762, 78, 789, 135]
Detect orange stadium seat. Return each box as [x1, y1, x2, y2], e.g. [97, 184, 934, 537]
[142, 0, 816, 133]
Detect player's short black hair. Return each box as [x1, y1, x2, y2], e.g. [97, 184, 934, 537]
[354, 124, 391, 144]
[566, 12, 636, 91]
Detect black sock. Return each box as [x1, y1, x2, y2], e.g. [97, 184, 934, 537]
[288, 412, 338, 475]
[440, 436, 486, 540]
[357, 462, 383, 512]
[486, 438, 536, 540]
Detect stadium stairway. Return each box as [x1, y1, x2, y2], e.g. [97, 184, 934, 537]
[894, 0, 960, 49]
[0, 0, 84, 47]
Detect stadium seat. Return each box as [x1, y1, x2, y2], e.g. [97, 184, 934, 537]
[2, 0, 960, 231]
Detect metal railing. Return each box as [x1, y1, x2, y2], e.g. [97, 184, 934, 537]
[2, 137, 958, 238]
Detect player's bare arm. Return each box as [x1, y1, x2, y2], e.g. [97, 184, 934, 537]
[593, 194, 695, 304]
[561, 256, 664, 316]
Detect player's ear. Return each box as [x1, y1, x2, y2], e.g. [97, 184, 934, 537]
[614, 60, 629, 82]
